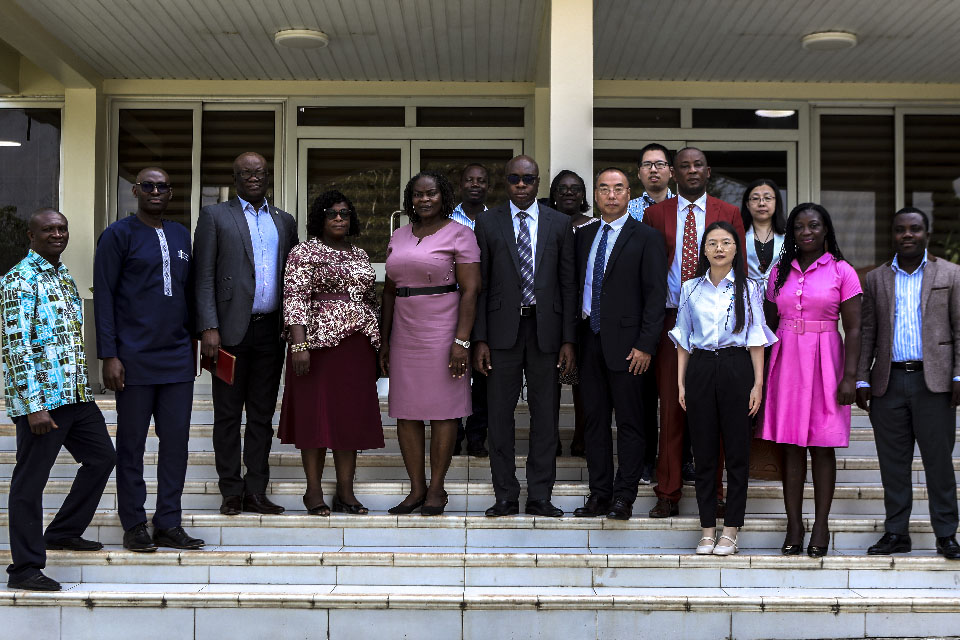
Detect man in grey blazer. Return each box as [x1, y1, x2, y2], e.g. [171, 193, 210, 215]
[194, 152, 298, 516]
[473, 155, 577, 517]
[856, 207, 960, 559]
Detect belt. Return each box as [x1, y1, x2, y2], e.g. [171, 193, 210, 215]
[250, 311, 279, 322]
[691, 346, 746, 358]
[312, 292, 351, 302]
[395, 284, 458, 297]
[519, 305, 537, 317]
[781, 318, 838, 334]
[891, 360, 923, 372]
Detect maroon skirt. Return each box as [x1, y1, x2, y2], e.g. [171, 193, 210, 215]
[278, 332, 384, 450]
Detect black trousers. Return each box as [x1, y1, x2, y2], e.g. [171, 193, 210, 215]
[579, 321, 646, 502]
[456, 370, 489, 447]
[487, 314, 559, 502]
[685, 348, 753, 528]
[212, 312, 285, 497]
[7, 401, 116, 580]
[870, 368, 959, 538]
[115, 381, 193, 530]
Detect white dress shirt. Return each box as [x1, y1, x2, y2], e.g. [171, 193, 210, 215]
[582, 213, 628, 317]
[510, 199, 539, 268]
[667, 193, 707, 308]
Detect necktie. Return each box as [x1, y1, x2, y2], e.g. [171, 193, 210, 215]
[516, 212, 535, 305]
[590, 224, 612, 334]
[680, 203, 698, 282]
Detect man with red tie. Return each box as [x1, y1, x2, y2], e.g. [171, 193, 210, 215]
[642, 147, 745, 518]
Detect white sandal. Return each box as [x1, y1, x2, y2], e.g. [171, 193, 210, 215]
[713, 533, 739, 556]
[696, 535, 717, 555]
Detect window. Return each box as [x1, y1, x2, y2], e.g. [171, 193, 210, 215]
[904, 114, 960, 262]
[693, 109, 799, 130]
[201, 110, 277, 208]
[298, 106, 405, 127]
[594, 108, 681, 128]
[416, 107, 524, 128]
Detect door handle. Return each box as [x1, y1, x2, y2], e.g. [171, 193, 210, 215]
[389, 209, 408, 234]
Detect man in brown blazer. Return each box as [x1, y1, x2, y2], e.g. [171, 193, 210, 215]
[856, 207, 960, 560]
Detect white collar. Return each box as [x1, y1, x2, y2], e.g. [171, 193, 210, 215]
[599, 212, 629, 232]
[677, 192, 707, 212]
[510, 199, 539, 218]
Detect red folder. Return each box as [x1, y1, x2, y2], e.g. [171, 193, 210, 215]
[200, 348, 236, 385]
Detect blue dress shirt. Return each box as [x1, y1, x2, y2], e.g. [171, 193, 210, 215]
[239, 196, 280, 314]
[582, 213, 628, 317]
[890, 251, 926, 363]
[451, 203, 487, 230]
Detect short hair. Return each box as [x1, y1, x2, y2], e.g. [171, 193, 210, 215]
[308, 190, 360, 238]
[893, 206, 930, 231]
[673, 146, 707, 167]
[548, 170, 590, 213]
[29, 208, 66, 230]
[403, 171, 456, 223]
[740, 178, 786, 235]
[594, 166, 631, 188]
[461, 163, 489, 180]
[637, 143, 673, 166]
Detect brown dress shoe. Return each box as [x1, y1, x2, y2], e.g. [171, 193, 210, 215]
[220, 495, 242, 516]
[648, 497, 679, 518]
[242, 493, 285, 514]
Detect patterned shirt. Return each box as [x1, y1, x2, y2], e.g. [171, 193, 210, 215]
[627, 188, 673, 222]
[450, 203, 487, 231]
[2, 250, 91, 417]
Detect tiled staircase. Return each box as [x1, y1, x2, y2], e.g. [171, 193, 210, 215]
[1, 396, 959, 640]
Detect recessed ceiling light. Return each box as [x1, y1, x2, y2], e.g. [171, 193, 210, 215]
[755, 110, 796, 118]
[274, 29, 329, 49]
[0, 141, 22, 147]
[801, 31, 857, 51]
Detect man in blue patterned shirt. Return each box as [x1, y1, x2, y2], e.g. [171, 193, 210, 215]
[2, 209, 116, 591]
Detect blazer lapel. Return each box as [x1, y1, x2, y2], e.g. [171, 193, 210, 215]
[880, 264, 896, 333]
[664, 202, 678, 263]
[705, 196, 720, 226]
[496, 206, 522, 276]
[578, 221, 600, 295]
[229, 199, 255, 267]
[921, 257, 938, 315]
[534, 210, 551, 275]
[603, 217, 635, 281]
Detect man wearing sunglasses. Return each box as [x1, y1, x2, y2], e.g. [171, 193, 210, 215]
[94, 167, 204, 551]
[473, 155, 577, 517]
[194, 152, 298, 517]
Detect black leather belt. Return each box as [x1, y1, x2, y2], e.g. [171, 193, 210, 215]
[692, 346, 745, 358]
[395, 284, 458, 297]
[519, 305, 536, 317]
[251, 311, 279, 322]
[891, 360, 923, 372]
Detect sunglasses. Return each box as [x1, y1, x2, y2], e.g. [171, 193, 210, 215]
[324, 208, 351, 220]
[136, 181, 171, 193]
[506, 173, 539, 185]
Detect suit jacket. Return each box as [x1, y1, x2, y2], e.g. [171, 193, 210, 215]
[194, 198, 298, 346]
[576, 216, 667, 370]
[857, 255, 960, 396]
[472, 203, 577, 352]
[642, 195, 746, 272]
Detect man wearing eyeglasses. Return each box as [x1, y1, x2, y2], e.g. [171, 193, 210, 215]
[94, 167, 204, 551]
[473, 155, 577, 517]
[194, 152, 298, 516]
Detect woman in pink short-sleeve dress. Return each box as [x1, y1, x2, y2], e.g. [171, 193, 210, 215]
[761, 203, 862, 558]
[379, 171, 481, 516]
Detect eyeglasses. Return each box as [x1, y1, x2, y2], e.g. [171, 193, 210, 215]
[639, 161, 670, 170]
[506, 173, 539, 185]
[596, 186, 627, 196]
[136, 182, 171, 193]
[324, 208, 351, 220]
[705, 240, 735, 249]
[556, 185, 584, 195]
[749, 195, 776, 204]
[235, 169, 270, 181]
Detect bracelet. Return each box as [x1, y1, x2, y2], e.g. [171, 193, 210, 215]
[290, 342, 309, 353]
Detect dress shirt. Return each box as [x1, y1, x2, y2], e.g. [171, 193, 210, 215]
[666, 193, 707, 309]
[627, 189, 673, 222]
[509, 199, 539, 269]
[668, 270, 777, 352]
[451, 203, 487, 230]
[239, 196, 280, 314]
[1, 250, 92, 417]
[582, 213, 629, 317]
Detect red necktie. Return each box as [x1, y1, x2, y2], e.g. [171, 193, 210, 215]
[680, 204, 698, 282]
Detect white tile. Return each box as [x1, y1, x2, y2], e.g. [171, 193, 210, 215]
[219, 526, 343, 546]
[852, 587, 960, 597]
[593, 587, 727, 597]
[341, 546, 463, 554]
[597, 610, 730, 640]
[333, 584, 464, 595]
[42, 566, 82, 583]
[336, 565, 464, 586]
[465, 528, 587, 548]
[80, 564, 209, 583]
[61, 607, 195, 640]
[866, 612, 960, 637]
[328, 608, 462, 640]
[343, 527, 465, 547]
[202, 583, 336, 594]
[209, 565, 337, 585]
[464, 609, 597, 640]
[848, 569, 960, 589]
[593, 567, 720, 588]
[196, 607, 329, 639]
[0, 606, 60, 640]
[722, 587, 858, 598]
[465, 566, 592, 587]
[71, 582, 204, 593]
[731, 611, 864, 640]
[587, 530, 696, 549]
[720, 568, 850, 589]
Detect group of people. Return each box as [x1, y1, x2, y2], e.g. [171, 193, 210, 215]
[3, 146, 959, 592]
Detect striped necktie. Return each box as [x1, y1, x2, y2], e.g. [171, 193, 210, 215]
[516, 211, 535, 305]
[590, 224, 612, 334]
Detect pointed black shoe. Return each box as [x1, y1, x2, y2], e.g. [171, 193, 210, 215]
[807, 543, 829, 558]
[936, 535, 960, 560]
[46, 537, 103, 551]
[123, 522, 158, 553]
[781, 534, 805, 556]
[485, 500, 520, 517]
[7, 572, 61, 591]
[153, 526, 205, 550]
[573, 494, 611, 518]
[605, 498, 633, 521]
[388, 496, 426, 515]
[525, 499, 563, 517]
[867, 532, 912, 555]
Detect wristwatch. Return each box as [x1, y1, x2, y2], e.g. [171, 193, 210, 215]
[454, 338, 471, 349]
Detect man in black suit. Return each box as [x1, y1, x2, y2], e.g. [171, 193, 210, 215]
[473, 155, 577, 517]
[572, 168, 667, 520]
[194, 152, 298, 516]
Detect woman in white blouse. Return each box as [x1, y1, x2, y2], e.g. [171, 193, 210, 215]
[669, 221, 777, 556]
[740, 179, 786, 289]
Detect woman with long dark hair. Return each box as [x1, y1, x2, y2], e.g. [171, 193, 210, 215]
[760, 203, 862, 557]
[669, 221, 776, 555]
[740, 179, 786, 288]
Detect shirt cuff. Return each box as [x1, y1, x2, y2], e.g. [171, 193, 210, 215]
[856, 381, 871, 389]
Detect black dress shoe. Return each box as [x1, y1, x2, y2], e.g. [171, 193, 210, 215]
[573, 494, 611, 517]
[936, 535, 960, 560]
[485, 500, 520, 517]
[682, 462, 696, 486]
[123, 522, 158, 553]
[153, 526, 205, 550]
[867, 532, 912, 555]
[648, 498, 679, 518]
[243, 493, 285, 514]
[807, 543, 829, 558]
[220, 495, 242, 516]
[6, 572, 61, 591]
[525, 499, 563, 517]
[467, 442, 489, 457]
[46, 537, 103, 551]
[606, 498, 633, 520]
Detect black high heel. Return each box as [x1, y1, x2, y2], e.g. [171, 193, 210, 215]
[807, 543, 829, 558]
[332, 494, 368, 515]
[781, 534, 805, 556]
[302, 495, 330, 517]
[421, 492, 448, 516]
[388, 496, 426, 515]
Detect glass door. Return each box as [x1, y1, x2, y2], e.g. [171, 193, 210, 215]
[412, 139, 524, 210]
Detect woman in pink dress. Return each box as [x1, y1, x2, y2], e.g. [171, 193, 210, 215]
[379, 171, 481, 516]
[761, 203, 862, 557]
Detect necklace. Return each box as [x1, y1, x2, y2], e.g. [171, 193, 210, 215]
[754, 226, 774, 244]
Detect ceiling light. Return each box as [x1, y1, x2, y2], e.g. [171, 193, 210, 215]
[801, 31, 857, 51]
[274, 29, 329, 49]
[0, 140, 22, 147]
[755, 110, 796, 118]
